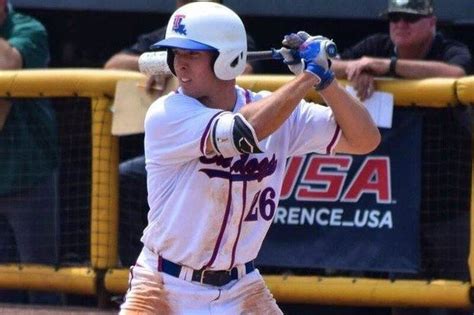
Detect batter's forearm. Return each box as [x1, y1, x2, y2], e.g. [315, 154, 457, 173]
[320, 80, 380, 154]
[239, 72, 317, 140]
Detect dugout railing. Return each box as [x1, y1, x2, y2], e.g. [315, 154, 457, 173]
[0, 70, 473, 308]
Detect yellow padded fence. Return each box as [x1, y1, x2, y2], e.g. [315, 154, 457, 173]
[90, 96, 119, 269]
[459, 77, 474, 290]
[237, 75, 458, 107]
[0, 265, 96, 295]
[0, 69, 143, 97]
[104, 270, 470, 308]
[457, 76, 474, 106]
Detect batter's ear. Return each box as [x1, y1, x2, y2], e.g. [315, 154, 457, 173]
[166, 49, 176, 77]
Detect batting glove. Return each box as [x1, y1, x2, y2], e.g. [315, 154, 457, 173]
[283, 31, 310, 49]
[279, 32, 308, 75]
[299, 36, 337, 90]
[281, 32, 337, 90]
[280, 47, 303, 75]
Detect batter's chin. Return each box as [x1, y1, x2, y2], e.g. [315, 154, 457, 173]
[180, 87, 204, 100]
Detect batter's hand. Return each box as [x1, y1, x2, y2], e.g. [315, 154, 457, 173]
[280, 31, 314, 75]
[297, 34, 336, 90]
[282, 31, 309, 49]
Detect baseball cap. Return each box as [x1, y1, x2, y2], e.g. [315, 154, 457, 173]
[381, 0, 434, 16]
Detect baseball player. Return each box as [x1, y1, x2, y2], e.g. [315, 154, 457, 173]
[120, 2, 380, 314]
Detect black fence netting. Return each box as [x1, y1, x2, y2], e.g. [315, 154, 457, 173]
[0, 98, 91, 267]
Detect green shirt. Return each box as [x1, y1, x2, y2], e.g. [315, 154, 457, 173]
[0, 8, 58, 195]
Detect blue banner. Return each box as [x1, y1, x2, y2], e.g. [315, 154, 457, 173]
[257, 110, 422, 273]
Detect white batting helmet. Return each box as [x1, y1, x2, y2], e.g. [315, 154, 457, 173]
[150, 2, 247, 80]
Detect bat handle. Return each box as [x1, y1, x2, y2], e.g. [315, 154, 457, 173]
[247, 49, 283, 62]
[246, 42, 337, 63]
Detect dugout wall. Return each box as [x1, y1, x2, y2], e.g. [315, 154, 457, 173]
[0, 70, 473, 308]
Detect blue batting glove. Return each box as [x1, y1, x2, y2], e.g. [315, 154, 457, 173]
[298, 37, 337, 90]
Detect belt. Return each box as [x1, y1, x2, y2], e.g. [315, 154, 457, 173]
[158, 257, 255, 287]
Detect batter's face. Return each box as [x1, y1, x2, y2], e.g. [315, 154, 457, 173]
[389, 14, 436, 49]
[172, 49, 219, 99]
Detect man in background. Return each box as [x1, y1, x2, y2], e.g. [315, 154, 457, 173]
[332, 0, 471, 100]
[0, 0, 61, 304]
[332, 1, 472, 315]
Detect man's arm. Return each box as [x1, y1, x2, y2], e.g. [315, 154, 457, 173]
[331, 59, 352, 79]
[333, 56, 466, 79]
[207, 33, 380, 156]
[0, 38, 22, 69]
[207, 71, 380, 156]
[332, 56, 467, 101]
[242, 73, 380, 155]
[239, 72, 318, 141]
[205, 72, 317, 156]
[390, 59, 466, 78]
[104, 52, 140, 71]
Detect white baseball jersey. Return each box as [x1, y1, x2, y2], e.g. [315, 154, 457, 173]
[142, 86, 340, 271]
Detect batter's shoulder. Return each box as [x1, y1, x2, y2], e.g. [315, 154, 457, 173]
[147, 91, 211, 124]
[238, 86, 272, 103]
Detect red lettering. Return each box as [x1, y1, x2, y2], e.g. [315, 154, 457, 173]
[341, 157, 391, 203]
[296, 156, 351, 201]
[280, 156, 304, 200]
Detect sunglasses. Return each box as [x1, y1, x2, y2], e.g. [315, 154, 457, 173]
[388, 13, 427, 23]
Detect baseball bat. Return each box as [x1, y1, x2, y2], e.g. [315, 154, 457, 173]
[138, 41, 337, 76]
[138, 50, 281, 76]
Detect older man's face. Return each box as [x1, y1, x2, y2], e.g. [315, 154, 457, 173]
[389, 13, 436, 49]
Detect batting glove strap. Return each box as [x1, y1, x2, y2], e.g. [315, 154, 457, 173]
[305, 63, 335, 91]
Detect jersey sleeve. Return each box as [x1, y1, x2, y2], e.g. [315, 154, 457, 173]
[144, 93, 222, 165]
[7, 14, 49, 68]
[443, 41, 473, 75]
[285, 100, 340, 156]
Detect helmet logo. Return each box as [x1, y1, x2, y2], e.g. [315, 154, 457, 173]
[172, 14, 187, 35]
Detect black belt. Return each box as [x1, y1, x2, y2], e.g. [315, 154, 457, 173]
[158, 257, 255, 287]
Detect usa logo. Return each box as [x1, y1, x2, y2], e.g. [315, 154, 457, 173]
[172, 14, 187, 35]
